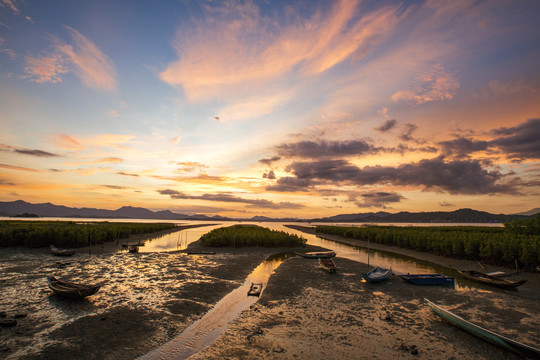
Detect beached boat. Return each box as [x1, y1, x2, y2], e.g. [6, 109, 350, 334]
[47, 276, 101, 299]
[363, 266, 391, 283]
[247, 283, 263, 297]
[398, 273, 454, 285]
[458, 270, 527, 289]
[318, 258, 337, 273]
[426, 299, 540, 358]
[296, 251, 336, 259]
[49, 244, 76, 256]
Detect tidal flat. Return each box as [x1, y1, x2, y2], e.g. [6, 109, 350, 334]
[1, 226, 539, 359]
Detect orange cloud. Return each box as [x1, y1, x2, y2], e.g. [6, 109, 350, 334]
[160, 0, 400, 102]
[0, 163, 40, 172]
[23, 53, 68, 83]
[53, 134, 85, 150]
[23, 26, 117, 91]
[391, 66, 459, 104]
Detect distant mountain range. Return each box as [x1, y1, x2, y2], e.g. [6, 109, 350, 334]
[0, 200, 538, 223]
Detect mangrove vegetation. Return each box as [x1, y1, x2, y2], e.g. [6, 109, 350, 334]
[316, 216, 540, 269]
[0, 220, 176, 248]
[200, 225, 306, 247]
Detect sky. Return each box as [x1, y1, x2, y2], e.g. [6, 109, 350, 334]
[1, 0, 540, 219]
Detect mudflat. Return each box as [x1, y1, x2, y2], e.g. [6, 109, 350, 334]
[1, 226, 539, 359]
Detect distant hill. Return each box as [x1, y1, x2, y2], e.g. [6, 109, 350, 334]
[514, 208, 540, 216]
[310, 208, 527, 223]
[0, 200, 232, 221]
[0, 200, 532, 223]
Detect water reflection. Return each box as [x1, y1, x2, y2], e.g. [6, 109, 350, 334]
[138, 224, 223, 253]
[140, 254, 288, 360]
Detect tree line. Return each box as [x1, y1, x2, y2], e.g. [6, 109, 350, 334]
[0, 220, 176, 248]
[315, 216, 540, 269]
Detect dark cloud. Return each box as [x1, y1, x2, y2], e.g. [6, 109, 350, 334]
[1, 143, 60, 157]
[375, 119, 397, 132]
[259, 156, 281, 165]
[117, 171, 139, 177]
[102, 185, 129, 190]
[439, 138, 490, 157]
[284, 157, 515, 194]
[263, 170, 276, 179]
[265, 176, 312, 192]
[399, 123, 418, 141]
[490, 118, 540, 160]
[349, 191, 404, 208]
[158, 189, 304, 209]
[276, 140, 377, 158]
[439, 201, 456, 207]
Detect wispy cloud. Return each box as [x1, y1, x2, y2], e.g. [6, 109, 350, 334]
[23, 26, 117, 91]
[391, 66, 459, 104]
[1, 143, 60, 157]
[0, 0, 20, 13]
[23, 53, 68, 84]
[160, 0, 401, 102]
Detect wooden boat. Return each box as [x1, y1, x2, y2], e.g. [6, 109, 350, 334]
[49, 244, 76, 256]
[363, 266, 391, 283]
[296, 251, 336, 259]
[458, 270, 527, 289]
[47, 276, 101, 299]
[247, 283, 263, 297]
[398, 273, 454, 285]
[426, 299, 540, 358]
[128, 245, 139, 253]
[186, 251, 216, 255]
[318, 258, 337, 273]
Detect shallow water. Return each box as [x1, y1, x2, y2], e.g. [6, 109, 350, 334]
[139, 254, 291, 360]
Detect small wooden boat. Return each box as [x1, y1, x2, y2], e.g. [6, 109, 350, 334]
[458, 270, 527, 289]
[49, 244, 76, 256]
[426, 299, 540, 358]
[296, 251, 336, 259]
[398, 273, 454, 285]
[318, 258, 337, 273]
[363, 266, 391, 283]
[186, 251, 216, 255]
[47, 276, 101, 299]
[247, 283, 263, 297]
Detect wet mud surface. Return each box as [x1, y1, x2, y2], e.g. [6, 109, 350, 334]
[1, 225, 539, 359]
[0, 227, 316, 360]
[195, 257, 540, 359]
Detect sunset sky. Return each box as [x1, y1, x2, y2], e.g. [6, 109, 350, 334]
[1, 0, 539, 218]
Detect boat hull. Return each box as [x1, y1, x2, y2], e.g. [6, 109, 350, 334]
[426, 299, 540, 358]
[318, 258, 337, 273]
[399, 274, 454, 285]
[296, 251, 336, 259]
[47, 276, 101, 299]
[363, 267, 391, 283]
[458, 270, 527, 289]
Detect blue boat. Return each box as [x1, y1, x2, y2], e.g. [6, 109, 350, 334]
[363, 266, 391, 283]
[398, 273, 454, 285]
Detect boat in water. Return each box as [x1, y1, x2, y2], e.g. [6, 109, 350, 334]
[363, 266, 391, 283]
[318, 258, 337, 273]
[458, 270, 527, 289]
[426, 299, 540, 358]
[398, 273, 454, 286]
[47, 276, 101, 299]
[49, 244, 76, 257]
[296, 251, 336, 259]
[247, 283, 263, 297]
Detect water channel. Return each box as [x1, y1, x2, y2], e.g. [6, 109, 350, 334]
[137, 222, 488, 359]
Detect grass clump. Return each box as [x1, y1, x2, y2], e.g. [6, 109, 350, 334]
[200, 225, 306, 247]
